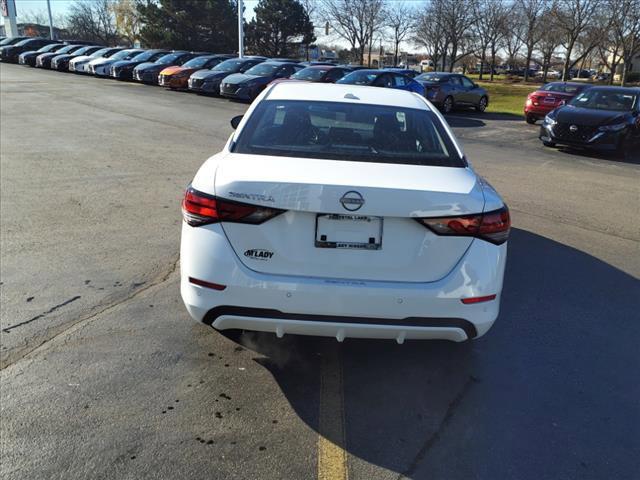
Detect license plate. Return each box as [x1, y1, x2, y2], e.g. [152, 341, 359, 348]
[315, 214, 382, 250]
[544, 97, 556, 104]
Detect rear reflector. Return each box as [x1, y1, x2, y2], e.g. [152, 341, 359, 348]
[461, 294, 496, 304]
[415, 206, 510, 245]
[182, 185, 285, 227]
[188, 277, 227, 291]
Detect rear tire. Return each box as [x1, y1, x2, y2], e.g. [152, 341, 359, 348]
[526, 114, 537, 124]
[475, 96, 488, 112]
[442, 96, 454, 114]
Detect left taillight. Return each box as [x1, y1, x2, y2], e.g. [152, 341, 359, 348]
[415, 206, 511, 245]
[182, 185, 285, 227]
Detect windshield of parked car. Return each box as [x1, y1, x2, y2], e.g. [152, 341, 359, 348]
[291, 68, 327, 81]
[233, 100, 463, 167]
[212, 59, 245, 72]
[15, 38, 38, 46]
[89, 48, 112, 58]
[570, 89, 638, 111]
[244, 63, 280, 76]
[37, 44, 63, 53]
[415, 73, 448, 83]
[54, 45, 78, 54]
[183, 56, 214, 68]
[0, 37, 20, 45]
[131, 50, 163, 62]
[337, 71, 379, 85]
[156, 53, 186, 64]
[73, 46, 96, 56]
[112, 49, 141, 60]
[542, 83, 583, 94]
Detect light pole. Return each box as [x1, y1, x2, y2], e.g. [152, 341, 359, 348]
[238, 0, 244, 58]
[46, 0, 54, 39]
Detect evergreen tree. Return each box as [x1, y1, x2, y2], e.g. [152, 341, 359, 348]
[136, 0, 237, 52]
[245, 0, 315, 57]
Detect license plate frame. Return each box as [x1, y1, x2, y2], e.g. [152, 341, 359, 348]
[315, 214, 383, 250]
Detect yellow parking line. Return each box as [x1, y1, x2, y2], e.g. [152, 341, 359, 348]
[317, 345, 348, 480]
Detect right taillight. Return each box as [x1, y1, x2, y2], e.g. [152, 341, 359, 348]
[415, 206, 510, 245]
[182, 185, 285, 227]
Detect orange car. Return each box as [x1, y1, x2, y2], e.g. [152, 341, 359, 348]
[159, 54, 233, 89]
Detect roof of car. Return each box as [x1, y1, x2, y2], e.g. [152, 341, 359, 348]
[265, 82, 430, 110]
[301, 65, 337, 71]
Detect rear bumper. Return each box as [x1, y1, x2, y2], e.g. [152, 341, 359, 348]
[180, 223, 507, 342]
[524, 106, 554, 118]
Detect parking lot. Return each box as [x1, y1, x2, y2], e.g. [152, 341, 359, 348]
[1, 63, 639, 479]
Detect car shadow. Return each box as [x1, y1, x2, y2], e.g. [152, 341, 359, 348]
[554, 145, 640, 164]
[229, 228, 639, 479]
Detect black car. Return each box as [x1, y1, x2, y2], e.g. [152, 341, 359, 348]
[18, 43, 65, 66]
[51, 45, 102, 71]
[220, 61, 303, 101]
[540, 86, 640, 159]
[0, 36, 29, 47]
[109, 49, 170, 80]
[0, 37, 58, 63]
[35, 44, 85, 69]
[188, 56, 267, 94]
[132, 51, 207, 84]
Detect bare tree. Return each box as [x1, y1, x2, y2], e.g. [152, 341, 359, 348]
[19, 9, 49, 25]
[440, 0, 476, 71]
[610, 0, 640, 85]
[472, 0, 510, 80]
[320, 0, 385, 65]
[553, 0, 605, 80]
[504, 19, 525, 67]
[66, 0, 120, 45]
[112, 0, 141, 45]
[386, 2, 414, 67]
[414, 0, 447, 70]
[537, 13, 564, 82]
[515, 0, 545, 81]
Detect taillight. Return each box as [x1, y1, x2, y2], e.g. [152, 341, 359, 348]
[182, 186, 285, 227]
[415, 206, 510, 245]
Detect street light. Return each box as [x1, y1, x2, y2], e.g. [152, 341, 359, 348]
[46, 0, 54, 39]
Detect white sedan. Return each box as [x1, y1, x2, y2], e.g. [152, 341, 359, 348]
[180, 83, 510, 343]
[68, 47, 123, 73]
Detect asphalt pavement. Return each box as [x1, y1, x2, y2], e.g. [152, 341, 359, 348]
[1, 63, 639, 480]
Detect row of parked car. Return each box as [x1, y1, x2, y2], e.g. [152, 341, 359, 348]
[1, 36, 492, 113]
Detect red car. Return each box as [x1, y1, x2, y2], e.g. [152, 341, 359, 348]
[524, 82, 591, 124]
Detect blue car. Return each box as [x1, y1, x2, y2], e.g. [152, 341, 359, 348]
[337, 69, 425, 96]
[383, 67, 419, 78]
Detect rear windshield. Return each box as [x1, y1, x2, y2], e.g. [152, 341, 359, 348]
[542, 83, 583, 94]
[570, 89, 638, 111]
[337, 71, 378, 85]
[292, 67, 326, 81]
[233, 100, 463, 167]
[416, 73, 448, 83]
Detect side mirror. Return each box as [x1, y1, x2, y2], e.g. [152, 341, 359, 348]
[230, 115, 243, 129]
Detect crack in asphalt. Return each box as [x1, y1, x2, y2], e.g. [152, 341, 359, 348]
[0, 255, 180, 371]
[2, 296, 83, 333]
[397, 375, 479, 480]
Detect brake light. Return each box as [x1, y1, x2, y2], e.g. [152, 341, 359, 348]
[182, 186, 285, 227]
[461, 294, 496, 304]
[415, 206, 510, 245]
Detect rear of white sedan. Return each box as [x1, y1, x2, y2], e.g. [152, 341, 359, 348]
[180, 83, 509, 343]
